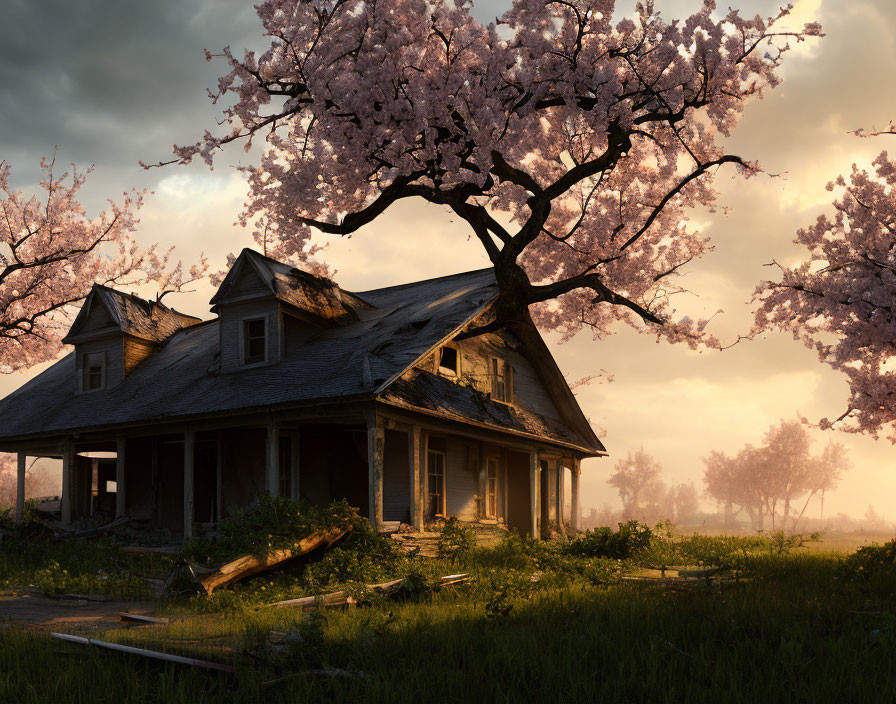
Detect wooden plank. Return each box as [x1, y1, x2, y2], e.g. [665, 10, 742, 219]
[51, 633, 234, 672]
[409, 426, 422, 530]
[266, 573, 470, 609]
[529, 449, 538, 539]
[119, 612, 170, 625]
[571, 458, 581, 531]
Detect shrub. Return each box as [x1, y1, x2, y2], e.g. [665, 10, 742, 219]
[437, 517, 477, 562]
[845, 540, 896, 581]
[564, 521, 653, 560]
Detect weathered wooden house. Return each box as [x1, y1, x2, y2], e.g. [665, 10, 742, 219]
[0, 249, 605, 538]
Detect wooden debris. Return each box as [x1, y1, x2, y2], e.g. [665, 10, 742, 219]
[197, 525, 351, 595]
[50, 633, 235, 672]
[119, 612, 170, 625]
[266, 573, 469, 609]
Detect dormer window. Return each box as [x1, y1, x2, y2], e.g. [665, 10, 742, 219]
[82, 352, 106, 392]
[438, 346, 459, 377]
[243, 318, 267, 365]
[490, 357, 514, 404]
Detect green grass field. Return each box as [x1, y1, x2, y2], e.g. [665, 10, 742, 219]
[3, 507, 896, 703]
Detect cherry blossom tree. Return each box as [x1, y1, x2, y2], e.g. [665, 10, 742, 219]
[755, 145, 896, 439]
[703, 420, 848, 532]
[0, 156, 207, 374]
[155, 0, 821, 343]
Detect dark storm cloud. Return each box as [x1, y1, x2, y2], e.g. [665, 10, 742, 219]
[0, 0, 261, 189]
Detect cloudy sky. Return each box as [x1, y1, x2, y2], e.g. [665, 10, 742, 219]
[2, 0, 895, 520]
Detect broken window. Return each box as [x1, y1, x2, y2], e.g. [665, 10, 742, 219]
[438, 346, 459, 376]
[490, 357, 514, 404]
[82, 352, 105, 391]
[243, 317, 266, 364]
[427, 449, 445, 517]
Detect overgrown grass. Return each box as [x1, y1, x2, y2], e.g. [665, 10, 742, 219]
[4, 509, 896, 702]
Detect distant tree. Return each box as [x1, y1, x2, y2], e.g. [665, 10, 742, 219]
[703, 420, 848, 533]
[671, 482, 700, 525]
[0, 156, 206, 373]
[608, 448, 664, 520]
[160, 0, 821, 346]
[0, 453, 14, 507]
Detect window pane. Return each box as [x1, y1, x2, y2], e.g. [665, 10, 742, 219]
[428, 451, 444, 516]
[244, 318, 266, 363]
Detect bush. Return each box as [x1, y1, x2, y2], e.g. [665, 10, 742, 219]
[565, 521, 653, 560]
[437, 517, 477, 562]
[845, 539, 896, 581]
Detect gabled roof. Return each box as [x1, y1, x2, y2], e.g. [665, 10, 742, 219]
[210, 248, 373, 322]
[62, 284, 201, 344]
[0, 262, 604, 455]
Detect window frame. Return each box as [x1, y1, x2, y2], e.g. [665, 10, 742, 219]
[241, 315, 268, 366]
[427, 448, 447, 518]
[80, 350, 107, 393]
[485, 456, 499, 519]
[489, 356, 514, 405]
[437, 345, 460, 378]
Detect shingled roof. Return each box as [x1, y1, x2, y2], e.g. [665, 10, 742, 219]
[62, 284, 201, 344]
[0, 264, 604, 455]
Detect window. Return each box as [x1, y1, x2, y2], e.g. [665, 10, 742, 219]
[82, 352, 105, 391]
[490, 357, 514, 404]
[243, 318, 266, 364]
[438, 346, 459, 376]
[427, 449, 446, 517]
[486, 457, 499, 519]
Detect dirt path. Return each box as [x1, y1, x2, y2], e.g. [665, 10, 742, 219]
[0, 590, 155, 633]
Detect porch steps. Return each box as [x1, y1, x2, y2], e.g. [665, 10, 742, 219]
[386, 521, 510, 557]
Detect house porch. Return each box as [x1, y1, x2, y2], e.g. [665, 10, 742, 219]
[9, 408, 583, 540]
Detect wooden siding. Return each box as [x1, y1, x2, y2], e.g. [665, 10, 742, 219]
[227, 262, 270, 299]
[123, 336, 158, 374]
[415, 329, 564, 422]
[382, 429, 410, 522]
[220, 428, 266, 517]
[219, 299, 281, 371]
[506, 450, 532, 535]
[79, 298, 116, 334]
[124, 437, 154, 520]
[76, 337, 125, 391]
[445, 437, 478, 520]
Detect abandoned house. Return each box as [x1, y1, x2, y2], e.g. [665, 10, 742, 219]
[0, 249, 606, 538]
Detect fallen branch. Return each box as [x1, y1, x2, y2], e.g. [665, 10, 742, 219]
[51, 633, 234, 672]
[266, 573, 470, 609]
[197, 525, 351, 595]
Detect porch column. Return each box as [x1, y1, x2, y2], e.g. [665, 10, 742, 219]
[529, 449, 539, 539]
[367, 415, 384, 530]
[558, 462, 566, 526]
[266, 418, 280, 497]
[61, 438, 75, 524]
[115, 436, 126, 519]
[571, 458, 581, 531]
[409, 426, 422, 531]
[183, 429, 195, 539]
[15, 452, 26, 523]
[215, 430, 223, 522]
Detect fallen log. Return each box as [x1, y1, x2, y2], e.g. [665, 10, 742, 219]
[197, 525, 351, 595]
[51, 633, 234, 672]
[266, 573, 470, 609]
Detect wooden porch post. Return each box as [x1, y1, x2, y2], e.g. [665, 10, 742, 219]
[409, 426, 422, 531]
[114, 436, 126, 519]
[183, 429, 195, 539]
[571, 458, 581, 531]
[15, 453, 26, 523]
[529, 449, 539, 539]
[558, 462, 566, 527]
[215, 430, 223, 522]
[61, 438, 75, 525]
[367, 414, 384, 531]
[266, 418, 280, 497]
